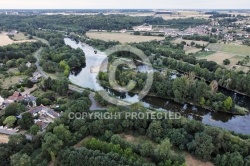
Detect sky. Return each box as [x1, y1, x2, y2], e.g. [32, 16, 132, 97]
[0, 0, 249, 9]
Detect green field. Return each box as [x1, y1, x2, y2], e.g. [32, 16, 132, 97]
[207, 43, 250, 56]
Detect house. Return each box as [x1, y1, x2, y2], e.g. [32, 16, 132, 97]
[30, 72, 42, 83]
[35, 120, 49, 131]
[23, 94, 37, 107]
[4, 92, 37, 107]
[133, 24, 153, 32]
[28, 105, 60, 119]
[28, 105, 61, 130]
[4, 91, 24, 104]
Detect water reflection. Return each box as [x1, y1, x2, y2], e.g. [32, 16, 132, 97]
[65, 38, 250, 135]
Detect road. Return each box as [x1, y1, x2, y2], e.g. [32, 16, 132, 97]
[33, 47, 48, 79]
[33, 48, 106, 111]
[69, 85, 106, 111]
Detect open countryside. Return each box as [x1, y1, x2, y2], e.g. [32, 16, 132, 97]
[1, 2, 250, 166]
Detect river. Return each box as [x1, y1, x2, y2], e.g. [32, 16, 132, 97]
[65, 38, 250, 135]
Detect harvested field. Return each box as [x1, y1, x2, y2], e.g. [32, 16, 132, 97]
[86, 32, 164, 43]
[0, 33, 36, 46]
[0, 134, 9, 143]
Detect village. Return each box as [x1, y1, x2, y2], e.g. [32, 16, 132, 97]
[0, 68, 61, 138]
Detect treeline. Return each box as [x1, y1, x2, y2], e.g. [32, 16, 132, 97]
[0, 42, 42, 62]
[81, 37, 120, 51]
[0, 15, 168, 34]
[182, 34, 217, 43]
[210, 13, 236, 18]
[164, 18, 210, 29]
[0, 15, 211, 36]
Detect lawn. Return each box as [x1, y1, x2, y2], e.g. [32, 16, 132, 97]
[0, 75, 26, 89]
[86, 32, 165, 43]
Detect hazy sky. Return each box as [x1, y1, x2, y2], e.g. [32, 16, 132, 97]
[0, 0, 249, 9]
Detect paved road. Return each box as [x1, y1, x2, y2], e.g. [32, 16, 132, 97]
[33, 47, 48, 79]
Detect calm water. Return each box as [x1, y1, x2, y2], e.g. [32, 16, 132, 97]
[65, 38, 250, 135]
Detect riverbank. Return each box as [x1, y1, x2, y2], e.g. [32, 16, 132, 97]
[100, 85, 249, 115]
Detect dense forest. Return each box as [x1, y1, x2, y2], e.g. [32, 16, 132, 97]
[0, 14, 210, 35]
[0, 80, 250, 165]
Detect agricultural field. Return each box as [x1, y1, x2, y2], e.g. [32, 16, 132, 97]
[197, 51, 250, 72]
[0, 134, 9, 143]
[0, 32, 36, 46]
[162, 11, 211, 20]
[86, 32, 165, 43]
[207, 43, 250, 56]
[185, 47, 201, 54]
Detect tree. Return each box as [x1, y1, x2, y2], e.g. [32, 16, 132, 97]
[154, 138, 172, 161]
[223, 97, 233, 111]
[4, 103, 26, 116]
[30, 124, 40, 136]
[211, 28, 217, 33]
[53, 124, 72, 145]
[187, 132, 214, 160]
[18, 112, 34, 129]
[215, 152, 244, 166]
[8, 134, 26, 145]
[3, 116, 16, 127]
[139, 141, 154, 157]
[10, 153, 31, 166]
[133, 31, 140, 35]
[42, 132, 63, 159]
[26, 80, 34, 88]
[147, 121, 163, 142]
[223, 59, 230, 65]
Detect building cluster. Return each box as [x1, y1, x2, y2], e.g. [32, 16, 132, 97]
[0, 91, 61, 131]
[1, 91, 37, 108]
[28, 105, 61, 130]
